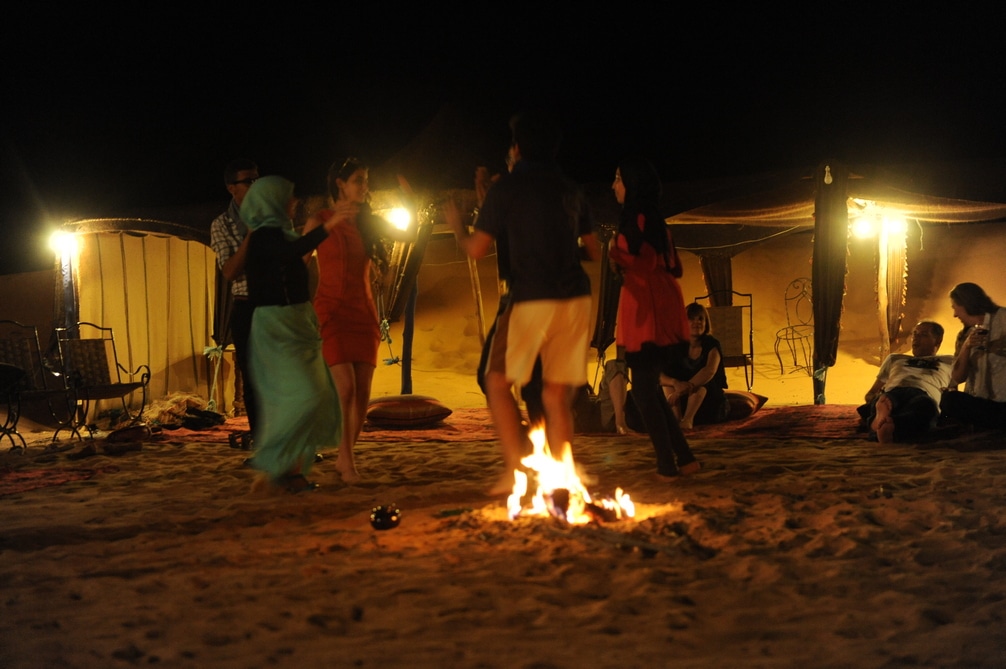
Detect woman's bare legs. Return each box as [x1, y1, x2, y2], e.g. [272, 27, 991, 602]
[609, 368, 633, 434]
[328, 362, 374, 482]
[680, 387, 707, 430]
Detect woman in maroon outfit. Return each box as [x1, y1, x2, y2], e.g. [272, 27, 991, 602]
[608, 157, 699, 479]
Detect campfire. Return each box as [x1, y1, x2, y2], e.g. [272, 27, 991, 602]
[507, 428, 634, 524]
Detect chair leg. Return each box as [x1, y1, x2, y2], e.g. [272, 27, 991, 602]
[1, 395, 27, 452]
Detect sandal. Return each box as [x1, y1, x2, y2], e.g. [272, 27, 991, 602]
[229, 431, 253, 450]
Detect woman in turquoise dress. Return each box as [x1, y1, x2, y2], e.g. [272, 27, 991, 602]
[241, 175, 352, 492]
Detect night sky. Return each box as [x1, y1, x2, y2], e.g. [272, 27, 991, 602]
[2, 7, 1004, 274]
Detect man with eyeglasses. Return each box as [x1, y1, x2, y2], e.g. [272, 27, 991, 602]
[210, 159, 260, 438]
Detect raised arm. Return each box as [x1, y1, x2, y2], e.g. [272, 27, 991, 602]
[444, 197, 494, 259]
[221, 235, 250, 282]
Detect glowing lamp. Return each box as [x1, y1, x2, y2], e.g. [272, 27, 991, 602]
[383, 207, 412, 231]
[49, 230, 78, 256]
[851, 217, 876, 239]
[882, 216, 906, 237]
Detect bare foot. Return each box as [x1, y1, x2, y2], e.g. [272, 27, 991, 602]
[874, 417, 896, 444]
[488, 470, 517, 496]
[679, 418, 694, 430]
[653, 472, 679, 483]
[334, 448, 360, 483]
[250, 474, 272, 494]
[335, 464, 361, 484]
[678, 461, 701, 476]
[870, 395, 894, 440]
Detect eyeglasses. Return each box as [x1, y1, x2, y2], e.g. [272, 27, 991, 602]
[230, 178, 257, 186]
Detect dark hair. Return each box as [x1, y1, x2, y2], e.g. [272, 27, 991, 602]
[616, 157, 670, 262]
[949, 282, 999, 316]
[325, 157, 387, 271]
[327, 157, 367, 200]
[686, 303, 711, 334]
[509, 111, 561, 162]
[916, 320, 944, 345]
[224, 159, 258, 186]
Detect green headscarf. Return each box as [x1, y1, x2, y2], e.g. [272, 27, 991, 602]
[239, 175, 298, 240]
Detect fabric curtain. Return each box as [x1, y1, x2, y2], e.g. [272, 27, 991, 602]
[811, 163, 850, 403]
[698, 254, 734, 306]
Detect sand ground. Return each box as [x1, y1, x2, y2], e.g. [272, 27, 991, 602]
[2, 406, 1006, 668]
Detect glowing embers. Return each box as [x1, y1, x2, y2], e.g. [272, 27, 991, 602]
[507, 428, 634, 525]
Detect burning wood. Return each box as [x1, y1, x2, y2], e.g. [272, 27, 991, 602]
[507, 428, 634, 524]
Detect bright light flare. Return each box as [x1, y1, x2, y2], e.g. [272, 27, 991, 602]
[383, 207, 412, 231]
[882, 216, 906, 237]
[849, 200, 906, 241]
[851, 216, 875, 239]
[49, 230, 78, 255]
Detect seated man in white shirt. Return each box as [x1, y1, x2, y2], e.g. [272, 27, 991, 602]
[858, 321, 953, 444]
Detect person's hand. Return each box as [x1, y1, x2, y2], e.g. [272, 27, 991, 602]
[396, 174, 415, 199]
[323, 201, 358, 232]
[396, 174, 417, 216]
[967, 324, 990, 352]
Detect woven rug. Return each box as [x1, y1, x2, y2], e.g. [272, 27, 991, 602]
[694, 404, 861, 440]
[160, 410, 501, 444]
[157, 405, 864, 444]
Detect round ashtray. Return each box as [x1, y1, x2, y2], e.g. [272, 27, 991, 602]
[370, 504, 402, 530]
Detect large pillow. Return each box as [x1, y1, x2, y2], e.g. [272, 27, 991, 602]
[725, 390, 768, 420]
[366, 394, 453, 429]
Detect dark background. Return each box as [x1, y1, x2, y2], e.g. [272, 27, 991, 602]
[2, 7, 1004, 274]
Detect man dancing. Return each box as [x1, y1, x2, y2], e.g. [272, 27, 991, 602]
[445, 112, 599, 493]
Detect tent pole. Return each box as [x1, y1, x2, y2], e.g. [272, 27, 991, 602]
[400, 281, 417, 395]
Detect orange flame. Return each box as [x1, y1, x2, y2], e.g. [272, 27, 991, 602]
[508, 428, 634, 524]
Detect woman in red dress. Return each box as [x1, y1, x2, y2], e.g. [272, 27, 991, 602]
[304, 158, 411, 482]
[608, 157, 699, 479]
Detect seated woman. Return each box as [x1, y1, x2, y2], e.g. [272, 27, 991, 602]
[660, 302, 729, 430]
[942, 282, 1006, 429]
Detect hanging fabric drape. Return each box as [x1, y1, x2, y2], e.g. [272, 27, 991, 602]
[811, 163, 850, 404]
[698, 254, 734, 305]
[884, 232, 908, 349]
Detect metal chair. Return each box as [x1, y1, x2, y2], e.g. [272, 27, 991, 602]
[55, 322, 150, 436]
[0, 320, 78, 448]
[773, 278, 813, 375]
[693, 290, 755, 390]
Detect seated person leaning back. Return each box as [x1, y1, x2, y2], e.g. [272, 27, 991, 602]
[941, 282, 1006, 430]
[660, 302, 729, 430]
[859, 320, 953, 443]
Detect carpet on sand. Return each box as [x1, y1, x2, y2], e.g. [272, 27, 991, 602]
[159, 404, 865, 444]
